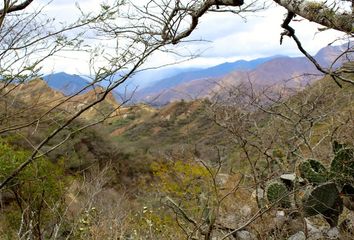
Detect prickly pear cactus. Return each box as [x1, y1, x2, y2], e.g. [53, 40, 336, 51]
[330, 142, 354, 185]
[266, 180, 291, 208]
[299, 159, 328, 184]
[264, 142, 353, 226]
[302, 182, 343, 218]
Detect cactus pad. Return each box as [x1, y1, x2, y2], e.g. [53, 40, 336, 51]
[266, 180, 291, 208]
[299, 159, 328, 184]
[330, 144, 354, 184]
[302, 182, 342, 219]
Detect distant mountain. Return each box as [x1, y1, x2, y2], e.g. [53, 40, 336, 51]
[41, 43, 352, 106]
[136, 44, 353, 105]
[114, 67, 201, 93]
[314, 44, 346, 66]
[41, 57, 275, 103]
[43, 72, 127, 103]
[43, 69, 198, 102]
[135, 56, 279, 102]
[43, 72, 92, 96]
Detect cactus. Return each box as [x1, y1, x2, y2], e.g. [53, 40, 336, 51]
[330, 143, 354, 185]
[299, 159, 328, 184]
[266, 180, 291, 208]
[264, 142, 354, 226]
[302, 182, 341, 216]
[302, 182, 343, 227]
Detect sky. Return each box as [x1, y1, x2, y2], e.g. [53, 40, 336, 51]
[33, 0, 347, 75]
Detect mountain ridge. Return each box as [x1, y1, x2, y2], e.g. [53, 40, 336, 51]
[137, 43, 353, 105]
[41, 43, 353, 105]
[134, 55, 280, 101]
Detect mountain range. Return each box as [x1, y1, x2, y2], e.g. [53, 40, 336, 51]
[135, 56, 278, 95]
[42, 43, 352, 105]
[135, 44, 351, 105]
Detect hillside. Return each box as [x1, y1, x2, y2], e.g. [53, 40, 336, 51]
[94, 69, 353, 239]
[0, 77, 130, 238]
[65, 86, 121, 120]
[106, 64, 354, 173]
[3, 78, 121, 121]
[0, 63, 353, 239]
[109, 100, 227, 162]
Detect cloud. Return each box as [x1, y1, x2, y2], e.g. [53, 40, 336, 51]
[33, 1, 347, 74]
[178, 5, 345, 60]
[33, 0, 101, 22]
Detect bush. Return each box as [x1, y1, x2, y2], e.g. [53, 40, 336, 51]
[0, 139, 67, 239]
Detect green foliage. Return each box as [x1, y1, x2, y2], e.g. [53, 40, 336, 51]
[0, 139, 66, 238]
[299, 159, 328, 184]
[266, 180, 291, 208]
[151, 159, 209, 199]
[302, 182, 343, 219]
[145, 159, 215, 237]
[111, 117, 132, 128]
[72, 207, 99, 239]
[127, 205, 181, 239]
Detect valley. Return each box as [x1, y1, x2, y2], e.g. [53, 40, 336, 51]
[0, 45, 353, 239]
[1, 0, 353, 239]
[0, 4, 353, 236]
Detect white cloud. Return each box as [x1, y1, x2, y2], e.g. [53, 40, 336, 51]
[40, 52, 92, 75]
[174, 5, 345, 61]
[33, 0, 347, 74]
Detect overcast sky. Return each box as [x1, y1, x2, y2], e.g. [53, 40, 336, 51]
[34, 0, 346, 75]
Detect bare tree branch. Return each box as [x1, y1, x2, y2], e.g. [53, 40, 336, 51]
[0, 0, 34, 15]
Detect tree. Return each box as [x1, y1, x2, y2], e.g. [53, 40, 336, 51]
[147, 0, 352, 41]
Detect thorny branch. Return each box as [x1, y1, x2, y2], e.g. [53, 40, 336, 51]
[280, 11, 354, 87]
[159, 0, 246, 44]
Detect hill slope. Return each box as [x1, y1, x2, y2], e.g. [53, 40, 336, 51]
[5, 78, 121, 121]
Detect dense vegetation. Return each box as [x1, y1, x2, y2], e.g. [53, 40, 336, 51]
[1, 70, 353, 239]
[0, 0, 353, 239]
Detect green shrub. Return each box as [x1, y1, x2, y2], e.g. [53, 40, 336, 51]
[0, 139, 67, 238]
